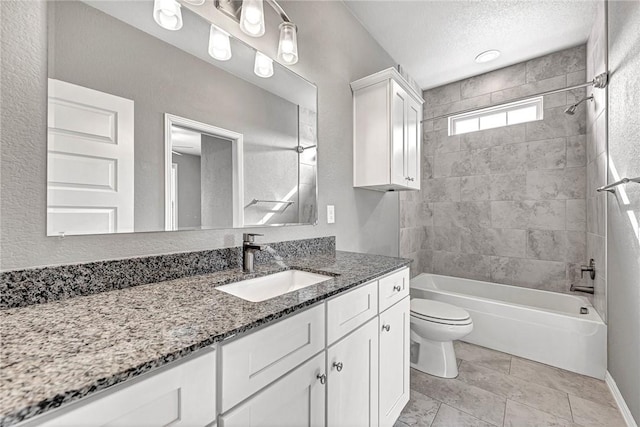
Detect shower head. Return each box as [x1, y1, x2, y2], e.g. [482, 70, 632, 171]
[564, 95, 594, 115]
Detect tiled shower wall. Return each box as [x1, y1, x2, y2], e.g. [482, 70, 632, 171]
[586, 2, 608, 321]
[400, 45, 590, 294]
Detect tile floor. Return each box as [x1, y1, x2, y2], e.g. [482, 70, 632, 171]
[395, 341, 626, 427]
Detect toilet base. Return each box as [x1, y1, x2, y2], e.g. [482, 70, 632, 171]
[411, 337, 459, 378]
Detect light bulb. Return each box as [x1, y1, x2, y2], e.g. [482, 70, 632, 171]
[153, 0, 183, 31]
[254, 51, 274, 78]
[208, 24, 232, 61]
[277, 22, 298, 64]
[240, 0, 265, 37]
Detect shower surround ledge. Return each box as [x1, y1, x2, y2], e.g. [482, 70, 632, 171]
[0, 248, 411, 426]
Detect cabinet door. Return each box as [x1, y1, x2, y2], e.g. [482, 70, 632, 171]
[220, 353, 326, 427]
[390, 81, 408, 186]
[379, 297, 410, 427]
[327, 319, 379, 427]
[405, 98, 421, 189]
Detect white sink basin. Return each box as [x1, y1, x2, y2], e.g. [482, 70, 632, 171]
[216, 270, 333, 302]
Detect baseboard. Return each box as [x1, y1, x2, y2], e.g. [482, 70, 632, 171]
[606, 371, 638, 427]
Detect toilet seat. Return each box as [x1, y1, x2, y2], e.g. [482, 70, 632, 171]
[410, 299, 472, 326]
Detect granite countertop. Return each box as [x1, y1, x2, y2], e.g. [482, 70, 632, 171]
[0, 251, 410, 426]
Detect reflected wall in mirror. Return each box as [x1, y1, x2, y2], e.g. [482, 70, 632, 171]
[46, 0, 317, 236]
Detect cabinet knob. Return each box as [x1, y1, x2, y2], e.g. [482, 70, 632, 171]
[382, 324, 391, 332]
[393, 285, 402, 292]
[333, 361, 344, 372]
[317, 373, 326, 384]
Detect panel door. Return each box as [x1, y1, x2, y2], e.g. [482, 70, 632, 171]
[379, 297, 410, 427]
[390, 80, 408, 186]
[327, 318, 379, 427]
[220, 353, 326, 427]
[405, 98, 421, 189]
[47, 78, 134, 236]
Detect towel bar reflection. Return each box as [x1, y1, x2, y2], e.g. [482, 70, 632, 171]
[246, 199, 295, 212]
[596, 177, 640, 193]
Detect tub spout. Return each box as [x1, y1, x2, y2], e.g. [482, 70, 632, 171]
[570, 284, 594, 294]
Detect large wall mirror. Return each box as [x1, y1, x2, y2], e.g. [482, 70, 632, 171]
[46, 0, 318, 236]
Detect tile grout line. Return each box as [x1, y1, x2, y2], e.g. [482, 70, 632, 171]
[427, 401, 443, 427]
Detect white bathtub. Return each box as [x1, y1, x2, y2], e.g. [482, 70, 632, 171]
[410, 273, 607, 379]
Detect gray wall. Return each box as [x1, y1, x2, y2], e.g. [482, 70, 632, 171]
[607, 0, 640, 422]
[586, 1, 608, 321]
[201, 135, 233, 229]
[0, 0, 398, 270]
[172, 153, 201, 229]
[401, 46, 589, 295]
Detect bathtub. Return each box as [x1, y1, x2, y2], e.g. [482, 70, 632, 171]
[410, 273, 607, 379]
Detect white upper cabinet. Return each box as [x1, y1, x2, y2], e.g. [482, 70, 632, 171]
[351, 68, 424, 192]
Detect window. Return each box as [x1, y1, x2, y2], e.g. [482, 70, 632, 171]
[448, 97, 543, 136]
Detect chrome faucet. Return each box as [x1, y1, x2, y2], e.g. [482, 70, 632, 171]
[243, 233, 264, 273]
[571, 259, 596, 294]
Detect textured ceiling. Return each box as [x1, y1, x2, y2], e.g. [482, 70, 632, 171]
[344, 0, 597, 90]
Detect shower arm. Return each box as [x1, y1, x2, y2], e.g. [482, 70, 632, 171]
[422, 72, 608, 123]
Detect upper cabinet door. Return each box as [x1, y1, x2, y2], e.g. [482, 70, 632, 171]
[406, 98, 421, 189]
[351, 68, 423, 192]
[391, 80, 408, 187]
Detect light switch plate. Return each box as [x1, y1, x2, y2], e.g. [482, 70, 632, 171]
[327, 205, 335, 224]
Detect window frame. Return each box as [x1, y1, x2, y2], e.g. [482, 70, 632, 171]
[448, 96, 544, 136]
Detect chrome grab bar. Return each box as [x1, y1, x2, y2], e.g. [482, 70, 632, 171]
[596, 176, 640, 193]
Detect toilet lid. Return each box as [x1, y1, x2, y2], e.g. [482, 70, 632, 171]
[410, 299, 471, 322]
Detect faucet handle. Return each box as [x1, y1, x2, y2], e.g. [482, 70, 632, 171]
[243, 233, 264, 243]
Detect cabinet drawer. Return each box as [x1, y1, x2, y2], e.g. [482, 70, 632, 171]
[327, 280, 378, 345]
[378, 268, 409, 312]
[220, 304, 325, 412]
[28, 349, 216, 427]
[219, 353, 326, 427]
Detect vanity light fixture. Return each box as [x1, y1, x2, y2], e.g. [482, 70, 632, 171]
[208, 24, 232, 61]
[254, 51, 274, 78]
[153, 0, 183, 31]
[215, 0, 300, 65]
[240, 0, 266, 37]
[474, 49, 501, 63]
[277, 22, 298, 64]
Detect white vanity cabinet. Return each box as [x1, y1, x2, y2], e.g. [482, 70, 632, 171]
[18, 267, 410, 427]
[351, 68, 424, 192]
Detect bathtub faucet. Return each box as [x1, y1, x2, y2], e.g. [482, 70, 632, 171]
[570, 284, 594, 294]
[580, 259, 596, 280]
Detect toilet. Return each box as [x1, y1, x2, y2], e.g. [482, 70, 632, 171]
[410, 298, 473, 378]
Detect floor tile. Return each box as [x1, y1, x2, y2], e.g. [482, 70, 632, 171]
[411, 368, 506, 426]
[504, 400, 583, 427]
[457, 361, 573, 420]
[569, 394, 627, 427]
[509, 357, 616, 407]
[453, 341, 512, 374]
[398, 390, 440, 426]
[431, 404, 496, 427]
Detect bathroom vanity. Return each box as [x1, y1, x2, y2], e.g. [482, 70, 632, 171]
[1, 252, 410, 427]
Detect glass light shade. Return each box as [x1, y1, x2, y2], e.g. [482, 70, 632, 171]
[208, 24, 232, 61]
[254, 51, 274, 78]
[277, 22, 298, 65]
[240, 0, 265, 37]
[153, 0, 183, 31]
